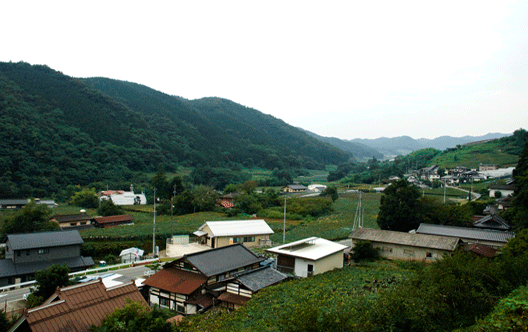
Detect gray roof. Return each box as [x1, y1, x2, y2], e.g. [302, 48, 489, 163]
[473, 215, 510, 230]
[184, 244, 264, 277]
[0, 259, 17, 278]
[286, 185, 307, 190]
[0, 256, 94, 278]
[7, 230, 84, 250]
[416, 223, 515, 243]
[350, 228, 460, 251]
[235, 266, 288, 292]
[0, 199, 28, 206]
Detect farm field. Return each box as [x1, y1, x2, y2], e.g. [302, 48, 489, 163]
[178, 261, 418, 332]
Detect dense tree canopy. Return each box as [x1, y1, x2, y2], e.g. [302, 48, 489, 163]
[69, 187, 99, 208]
[377, 180, 422, 232]
[1, 201, 58, 237]
[94, 301, 174, 332]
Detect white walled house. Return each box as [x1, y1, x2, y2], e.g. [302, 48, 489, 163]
[194, 219, 274, 248]
[266, 237, 348, 277]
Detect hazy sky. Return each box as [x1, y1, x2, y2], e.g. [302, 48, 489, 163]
[2, 1, 527, 139]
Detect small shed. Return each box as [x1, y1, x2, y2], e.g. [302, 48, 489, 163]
[120, 247, 144, 263]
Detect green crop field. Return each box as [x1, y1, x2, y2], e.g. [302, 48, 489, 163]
[269, 192, 381, 243]
[180, 261, 418, 331]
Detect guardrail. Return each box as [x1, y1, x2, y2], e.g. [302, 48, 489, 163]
[0, 258, 161, 293]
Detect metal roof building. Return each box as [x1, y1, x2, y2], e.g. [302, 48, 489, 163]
[416, 223, 515, 248]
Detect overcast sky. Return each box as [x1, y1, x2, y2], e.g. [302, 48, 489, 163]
[2, 1, 527, 140]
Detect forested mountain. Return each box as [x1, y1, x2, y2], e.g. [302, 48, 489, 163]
[0, 62, 347, 198]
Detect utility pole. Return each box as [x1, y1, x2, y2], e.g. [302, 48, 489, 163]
[153, 188, 156, 258]
[171, 185, 176, 237]
[283, 195, 287, 244]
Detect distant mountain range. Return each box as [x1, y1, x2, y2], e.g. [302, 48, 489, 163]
[305, 131, 511, 160]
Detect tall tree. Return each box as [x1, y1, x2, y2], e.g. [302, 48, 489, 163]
[151, 165, 170, 200]
[510, 138, 528, 230]
[377, 179, 422, 232]
[1, 201, 58, 237]
[27, 264, 72, 308]
[69, 187, 99, 208]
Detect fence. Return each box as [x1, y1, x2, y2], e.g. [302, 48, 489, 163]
[0, 258, 160, 293]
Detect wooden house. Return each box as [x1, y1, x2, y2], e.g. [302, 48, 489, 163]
[143, 244, 265, 315]
[9, 279, 146, 332]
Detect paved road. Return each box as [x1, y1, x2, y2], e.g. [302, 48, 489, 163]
[0, 265, 151, 304]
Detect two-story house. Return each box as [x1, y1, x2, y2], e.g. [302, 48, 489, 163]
[143, 244, 265, 315]
[193, 219, 274, 248]
[0, 230, 94, 286]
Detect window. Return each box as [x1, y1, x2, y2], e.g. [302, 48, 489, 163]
[426, 252, 433, 258]
[176, 304, 185, 313]
[244, 236, 255, 242]
[70, 222, 77, 226]
[38, 248, 49, 254]
[159, 297, 170, 307]
[26, 250, 30, 256]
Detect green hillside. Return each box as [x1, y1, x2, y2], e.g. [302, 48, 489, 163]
[429, 130, 526, 168]
[0, 62, 347, 198]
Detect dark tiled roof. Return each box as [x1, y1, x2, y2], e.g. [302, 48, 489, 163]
[235, 266, 288, 292]
[20, 280, 146, 332]
[473, 215, 510, 230]
[465, 243, 497, 258]
[50, 213, 92, 223]
[416, 223, 515, 243]
[184, 294, 214, 309]
[93, 214, 134, 225]
[218, 292, 250, 306]
[184, 244, 264, 277]
[0, 259, 16, 278]
[1, 256, 94, 278]
[142, 268, 206, 295]
[7, 230, 84, 250]
[489, 184, 516, 190]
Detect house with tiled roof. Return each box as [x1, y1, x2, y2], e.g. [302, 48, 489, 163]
[50, 212, 93, 230]
[93, 214, 134, 228]
[193, 219, 274, 248]
[266, 237, 349, 277]
[472, 214, 510, 231]
[465, 243, 497, 258]
[218, 266, 288, 310]
[282, 184, 307, 193]
[0, 230, 94, 287]
[143, 243, 265, 315]
[416, 223, 515, 249]
[350, 228, 460, 262]
[489, 184, 516, 198]
[8, 279, 146, 332]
